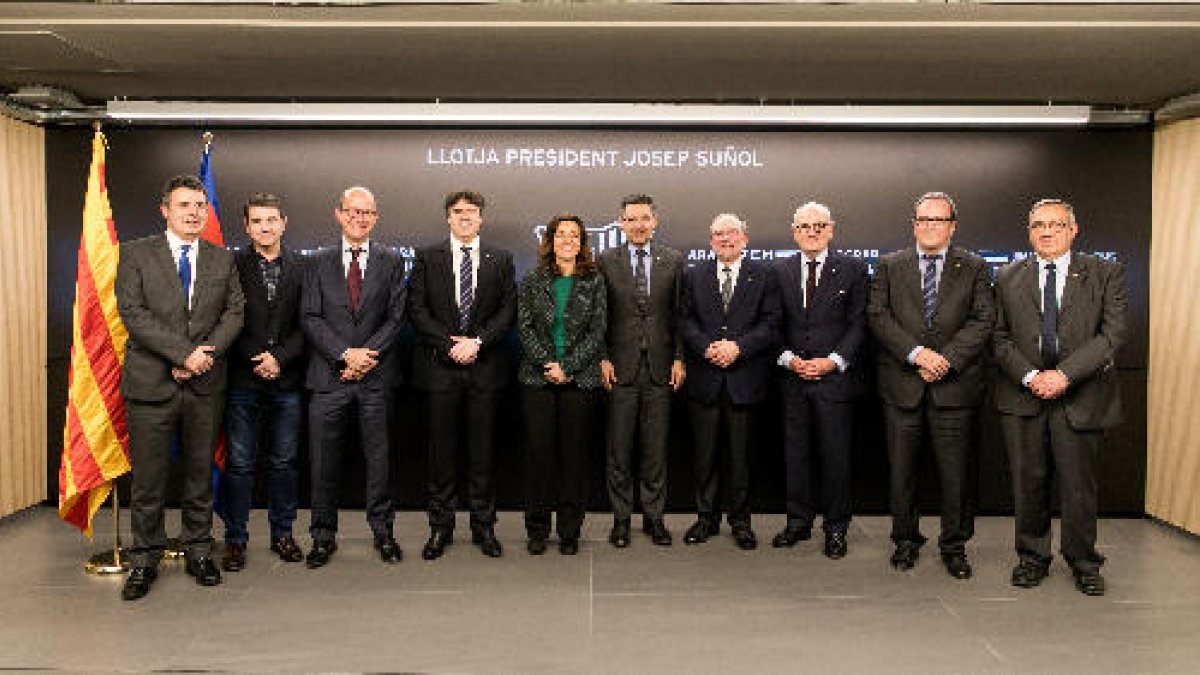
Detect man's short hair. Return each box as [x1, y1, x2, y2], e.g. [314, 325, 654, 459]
[1029, 198, 1076, 225]
[444, 190, 485, 214]
[336, 186, 376, 209]
[160, 175, 206, 205]
[913, 191, 958, 220]
[793, 201, 832, 224]
[620, 194, 655, 212]
[711, 213, 748, 235]
[243, 192, 284, 220]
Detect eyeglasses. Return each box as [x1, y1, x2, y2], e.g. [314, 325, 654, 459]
[1029, 221, 1071, 231]
[793, 222, 831, 233]
[914, 216, 955, 227]
[340, 207, 378, 218]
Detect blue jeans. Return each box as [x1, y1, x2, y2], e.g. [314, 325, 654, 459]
[222, 387, 301, 544]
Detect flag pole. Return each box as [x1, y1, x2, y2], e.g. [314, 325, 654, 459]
[84, 484, 128, 575]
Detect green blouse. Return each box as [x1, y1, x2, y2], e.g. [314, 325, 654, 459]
[551, 275, 574, 362]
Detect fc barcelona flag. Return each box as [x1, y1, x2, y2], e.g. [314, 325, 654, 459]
[198, 134, 229, 516]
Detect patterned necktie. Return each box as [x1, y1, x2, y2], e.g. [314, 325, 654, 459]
[178, 243, 192, 309]
[347, 247, 362, 312]
[1041, 262, 1059, 367]
[805, 259, 819, 310]
[721, 266, 734, 312]
[634, 247, 649, 313]
[459, 246, 474, 331]
[922, 254, 941, 329]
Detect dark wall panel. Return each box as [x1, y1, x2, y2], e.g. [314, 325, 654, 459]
[45, 126, 1150, 516]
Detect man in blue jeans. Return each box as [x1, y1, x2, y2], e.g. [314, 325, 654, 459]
[221, 193, 308, 571]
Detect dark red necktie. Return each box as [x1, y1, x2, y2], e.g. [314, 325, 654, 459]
[348, 247, 362, 311]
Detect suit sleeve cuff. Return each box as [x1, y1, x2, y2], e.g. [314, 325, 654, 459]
[829, 352, 848, 372]
[906, 346, 924, 364]
[1021, 370, 1038, 388]
[777, 350, 796, 370]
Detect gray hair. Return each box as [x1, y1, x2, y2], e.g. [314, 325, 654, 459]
[793, 201, 833, 224]
[710, 213, 748, 235]
[1029, 198, 1076, 225]
[337, 185, 376, 209]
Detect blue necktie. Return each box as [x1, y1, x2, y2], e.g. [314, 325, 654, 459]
[922, 254, 940, 328]
[1041, 262, 1059, 367]
[178, 243, 192, 309]
[459, 246, 473, 331]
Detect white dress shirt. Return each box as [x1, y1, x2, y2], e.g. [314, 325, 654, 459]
[342, 237, 370, 277]
[451, 235, 481, 306]
[165, 229, 199, 309]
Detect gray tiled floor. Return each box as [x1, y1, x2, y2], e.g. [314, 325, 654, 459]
[1, 507, 1197, 674]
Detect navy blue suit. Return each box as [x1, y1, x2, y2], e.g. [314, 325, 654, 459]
[774, 253, 868, 533]
[681, 258, 781, 526]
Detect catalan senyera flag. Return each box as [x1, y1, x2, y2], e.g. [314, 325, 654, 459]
[198, 138, 229, 517]
[58, 130, 131, 536]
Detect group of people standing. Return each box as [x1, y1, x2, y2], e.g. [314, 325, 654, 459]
[113, 177, 1126, 603]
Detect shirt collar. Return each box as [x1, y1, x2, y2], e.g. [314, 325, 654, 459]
[165, 229, 198, 253]
[1037, 251, 1071, 270]
[343, 237, 369, 253]
[717, 255, 743, 275]
[917, 246, 949, 259]
[452, 235, 480, 251]
[800, 249, 828, 265]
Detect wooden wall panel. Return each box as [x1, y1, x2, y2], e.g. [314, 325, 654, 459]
[0, 114, 48, 518]
[1147, 118, 1200, 534]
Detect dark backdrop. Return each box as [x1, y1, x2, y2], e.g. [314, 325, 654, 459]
[45, 126, 1150, 518]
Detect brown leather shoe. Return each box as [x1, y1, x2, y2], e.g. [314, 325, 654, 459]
[221, 543, 246, 572]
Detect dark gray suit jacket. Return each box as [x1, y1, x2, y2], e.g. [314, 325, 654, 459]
[867, 246, 996, 409]
[115, 234, 245, 402]
[597, 243, 685, 386]
[301, 242, 406, 392]
[992, 252, 1127, 430]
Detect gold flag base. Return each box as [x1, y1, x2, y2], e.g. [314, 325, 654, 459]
[84, 549, 129, 575]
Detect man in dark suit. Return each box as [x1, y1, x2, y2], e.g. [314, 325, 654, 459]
[220, 193, 307, 572]
[772, 201, 868, 559]
[680, 213, 780, 550]
[994, 198, 1127, 596]
[598, 194, 686, 548]
[867, 192, 996, 579]
[407, 190, 516, 560]
[301, 186, 406, 568]
[115, 174, 245, 601]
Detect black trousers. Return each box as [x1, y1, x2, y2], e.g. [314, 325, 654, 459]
[781, 380, 853, 534]
[522, 383, 599, 541]
[126, 389, 223, 567]
[1000, 402, 1104, 574]
[308, 384, 394, 542]
[425, 375, 499, 533]
[884, 401, 977, 555]
[605, 354, 671, 521]
[688, 389, 753, 528]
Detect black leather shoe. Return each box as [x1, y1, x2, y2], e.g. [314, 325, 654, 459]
[683, 519, 719, 544]
[305, 540, 337, 569]
[732, 526, 758, 551]
[185, 556, 223, 586]
[474, 529, 503, 558]
[1011, 560, 1050, 588]
[121, 566, 157, 601]
[375, 537, 403, 563]
[772, 525, 812, 548]
[527, 537, 548, 556]
[559, 539, 579, 555]
[422, 530, 452, 561]
[942, 553, 973, 580]
[270, 535, 304, 563]
[1073, 569, 1106, 596]
[824, 532, 848, 560]
[890, 542, 921, 571]
[609, 519, 631, 548]
[221, 543, 246, 572]
[646, 519, 672, 546]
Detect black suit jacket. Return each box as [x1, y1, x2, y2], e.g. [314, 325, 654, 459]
[228, 248, 307, 391]
[116, 234, 245, 401]
[680, 258, 781, 405]
[775, 253, 869, 402]
[867, 246, 996, 409]
[597, 243, 685, 386]
[301, 242, 406, 392]
[992, 252, 1127, 430]
[406, 240, 517, 392]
